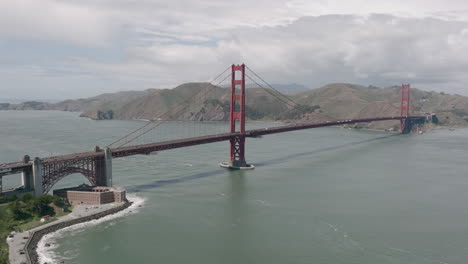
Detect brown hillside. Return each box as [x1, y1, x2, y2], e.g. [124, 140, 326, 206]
[39, 82, 468, 131]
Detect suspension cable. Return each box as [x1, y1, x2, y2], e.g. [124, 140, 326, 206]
[245, 67, 337, 121]
[106, 66, 231, 148]
[114, 72, 232, 148]
[246, 66, 302, 107]
[245, 74, 298, 108]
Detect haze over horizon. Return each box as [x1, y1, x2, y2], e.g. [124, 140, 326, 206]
[1, 0, 468, 100]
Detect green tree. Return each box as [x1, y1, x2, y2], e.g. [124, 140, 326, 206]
[51, 196, 64, 207]
[20, 193, 33, 202]
[7, 195, 18, 202]
[7, 201, 31, 220]
[28, 197, 55, 217]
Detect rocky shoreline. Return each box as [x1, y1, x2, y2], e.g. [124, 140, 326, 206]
[24, 201, 132, 264]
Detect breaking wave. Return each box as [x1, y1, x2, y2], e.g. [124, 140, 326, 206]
[36, 194, 145, 264]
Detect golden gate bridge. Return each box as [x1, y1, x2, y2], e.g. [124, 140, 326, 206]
[0, 64, 429, 196]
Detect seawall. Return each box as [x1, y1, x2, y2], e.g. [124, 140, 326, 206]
[25, 201, 132, 264]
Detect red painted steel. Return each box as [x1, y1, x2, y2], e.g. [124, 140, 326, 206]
[400, 84, 411, 132]
[0, 63, 429, 193]
[1, 115, 426, 194]
[229, 64, 247, 166]
[245, 116, 425, 137]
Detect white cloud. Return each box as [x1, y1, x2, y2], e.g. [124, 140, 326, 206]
[0, 0, 114, 46]
[78, 14, 468, 94]
[1, 0, 468, 99]
[4, 0, 466, 47]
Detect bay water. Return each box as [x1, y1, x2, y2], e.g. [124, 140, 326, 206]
[1, 110, 468, 264]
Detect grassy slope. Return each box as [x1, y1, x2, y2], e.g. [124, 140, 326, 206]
[53, 81, 468, 128]
[0, 202, 71, 264]
[92, 83, 291, 121]
[0, 204, 9, 264]
[293, 83, 468, 128]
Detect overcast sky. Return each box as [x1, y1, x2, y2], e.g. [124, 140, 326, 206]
[1, 0, 468, 100]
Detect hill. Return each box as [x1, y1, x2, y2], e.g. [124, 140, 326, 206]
[269, 83, 311, 95]
[0, 90, 154, 114]
[78, 83, 294, 121]
[292, 83, 468, 129]
[3, 83, 468, 131]
[74, 82, 468, 130]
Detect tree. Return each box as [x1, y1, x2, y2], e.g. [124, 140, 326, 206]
[7, 201, 31, 220]
[28, 196, 55, 217]
[51, 196, 64, 207]
[20, 193, 33, 202]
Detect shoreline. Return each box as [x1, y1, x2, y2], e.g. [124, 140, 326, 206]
[0, 110, 464, 132]
[28, 201, 132, 264]
[7, 199, 137, 264]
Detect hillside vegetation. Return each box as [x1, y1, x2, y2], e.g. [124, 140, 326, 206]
[0, 194, 70, 264]
[292, 83, 468, 129]
[2, 82, 468, 130]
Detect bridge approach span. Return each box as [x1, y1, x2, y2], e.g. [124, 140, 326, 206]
[0, 64, 428, 195]
[0, 115, 427, 172]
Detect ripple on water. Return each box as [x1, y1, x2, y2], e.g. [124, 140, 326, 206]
[37, 194, 146, 264]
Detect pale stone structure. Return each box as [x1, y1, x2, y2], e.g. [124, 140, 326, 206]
[54, 185, 126, 205]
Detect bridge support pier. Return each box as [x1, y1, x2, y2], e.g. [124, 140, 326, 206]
[32, 157, 43, 196]
[105, 148, 113, 186]
[220, 64, 254, 170]
[95, 148, 113, 186]
[21, 167, 33, 191]
[401, 119, 412, 134]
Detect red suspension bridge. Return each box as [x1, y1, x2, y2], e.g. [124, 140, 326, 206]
[0, 64, 430, 196]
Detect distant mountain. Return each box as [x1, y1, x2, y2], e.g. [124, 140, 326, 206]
[269, 83, 311, 95]
[3, 82, 468, 131]
[0, 101, 50, 110]
[292, 83, 468, 129]
[77, 83, 295, 121]
[53, 89, 155, 113]
[0, 90, 154, 113]
[72, 82, 468, 130]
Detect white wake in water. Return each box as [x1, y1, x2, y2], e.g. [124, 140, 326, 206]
[36, 194, 146, 264]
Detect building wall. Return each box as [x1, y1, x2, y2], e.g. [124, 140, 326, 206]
[100, 191, 115, 204]
[66, 191, 101, 205]
[113, 190, 126, 203]
[54, 185, 126, 205]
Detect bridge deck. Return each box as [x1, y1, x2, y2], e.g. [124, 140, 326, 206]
[247, 116, 426, 137]
[0, 162, 31, 172]
[0, 116, 426, 169]
[112, 132, 236, 157]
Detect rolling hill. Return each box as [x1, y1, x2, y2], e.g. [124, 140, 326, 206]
[2, 83, 468, 131]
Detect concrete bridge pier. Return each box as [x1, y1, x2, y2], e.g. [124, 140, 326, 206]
[95, 148, 113, 187]
[32, 157, 43, 196]
[401, 119, 411, 134]
[21, 167, 33, 191]
[401, 117, 428, 134]
[105, 148, 112, 187]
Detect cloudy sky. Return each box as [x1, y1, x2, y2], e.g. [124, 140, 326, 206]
[1, 0, 468, 100]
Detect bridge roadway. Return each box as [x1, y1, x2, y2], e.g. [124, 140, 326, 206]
[0, 116, 426, 171]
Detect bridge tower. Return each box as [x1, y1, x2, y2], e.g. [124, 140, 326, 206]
[400, 84, 411, 134]
[220, 64, 254, 170]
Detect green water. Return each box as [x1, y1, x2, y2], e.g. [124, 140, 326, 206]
[1, 111, 468, 264]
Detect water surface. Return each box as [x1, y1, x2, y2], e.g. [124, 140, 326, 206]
[1, 111, 467, 264]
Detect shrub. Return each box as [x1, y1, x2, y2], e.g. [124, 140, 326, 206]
[20, 193, 33, 202]
[7, 200, 32, 221]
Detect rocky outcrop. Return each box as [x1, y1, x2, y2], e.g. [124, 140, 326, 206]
[80, 110, 114, 120]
